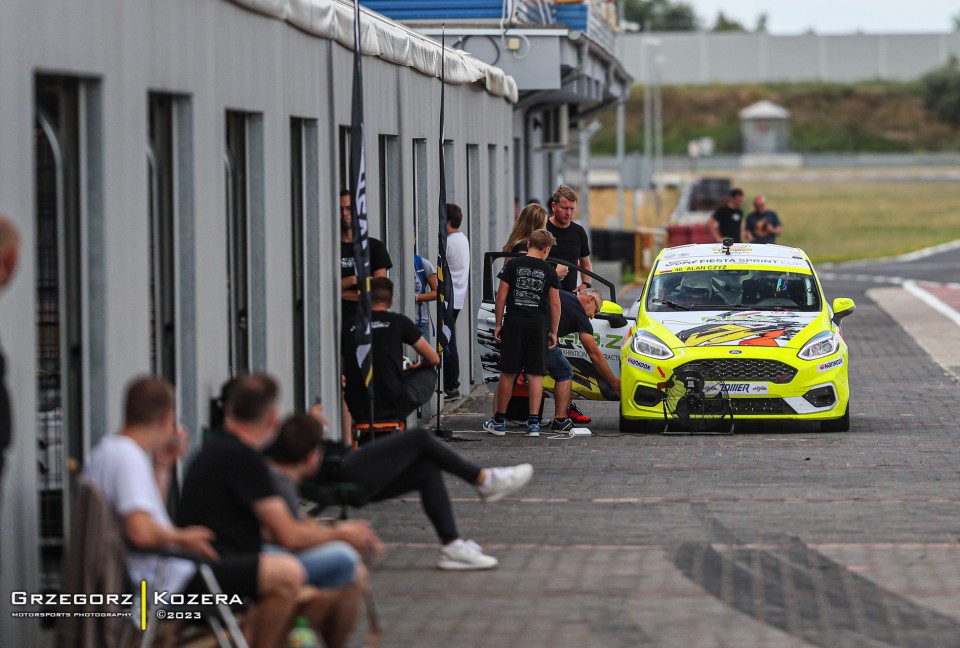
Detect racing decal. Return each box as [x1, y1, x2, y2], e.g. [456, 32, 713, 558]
[626, 356, 654, 372]
[657, 257, 810, 272]
[707, 382, 769, 395]
[817, 356, 844, 372]
[677, 321, 802, 347]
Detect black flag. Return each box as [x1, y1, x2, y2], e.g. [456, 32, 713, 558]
[350, 0, 373, 393]
[436, 31, 455, 355]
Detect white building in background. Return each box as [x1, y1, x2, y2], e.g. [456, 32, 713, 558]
[0, 1, 517, 642]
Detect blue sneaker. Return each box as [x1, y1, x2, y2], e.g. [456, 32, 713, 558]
[483, 419, 506, 436]
[526, 423, 540, 437]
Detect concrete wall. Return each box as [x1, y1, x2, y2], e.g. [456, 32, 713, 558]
[620, 31, 960, 86]
[0, 0, 514, 641]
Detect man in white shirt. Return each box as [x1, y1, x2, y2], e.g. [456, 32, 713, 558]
[443, 203, 470, 400]
[85, 376, 305, 648]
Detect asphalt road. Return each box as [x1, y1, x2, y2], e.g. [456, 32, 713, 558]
[355, 243, 960, 648]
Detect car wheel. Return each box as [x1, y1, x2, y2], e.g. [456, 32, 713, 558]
[820, 405, 850, 432]
[619, 407, 664, 433]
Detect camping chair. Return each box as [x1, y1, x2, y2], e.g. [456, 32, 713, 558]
[58, 474, 249, 648]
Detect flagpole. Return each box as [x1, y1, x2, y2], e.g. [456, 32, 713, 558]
[350, 0, 376, 440]
[435, 25, 447, 438]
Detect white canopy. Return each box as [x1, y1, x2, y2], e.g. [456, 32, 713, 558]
[228, 0, 519, 102]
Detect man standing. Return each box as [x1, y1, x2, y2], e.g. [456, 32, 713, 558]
[745, 194, 783, 244]
[0, 215, 19, 492]
[545, 185, 592, 293]
[340, 189, 392, 326]
[443, 203, 470, 401]
[708, 188, 745, 243]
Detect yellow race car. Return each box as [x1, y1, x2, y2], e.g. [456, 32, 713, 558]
[620, 240, 855, 433]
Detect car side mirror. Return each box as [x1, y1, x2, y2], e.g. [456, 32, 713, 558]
[596, 301, 627, 328]
[832, 297, 856, 323]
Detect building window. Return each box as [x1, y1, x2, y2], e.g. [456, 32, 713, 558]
[225, 112, 251, 375]
[443, 139, 455, 203]
[412, 138, 429, 256]
[34, 74, 102, 589]
[378, 135, 400, 261]
[290, 118, 318, 411]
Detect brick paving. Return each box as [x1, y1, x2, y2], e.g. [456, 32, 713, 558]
[356, 273, 960, 648]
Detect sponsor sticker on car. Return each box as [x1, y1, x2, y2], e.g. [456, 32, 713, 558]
[706, 382, 769, 396]
[626, 356, 654, 372]
[818, 357, 844, 372]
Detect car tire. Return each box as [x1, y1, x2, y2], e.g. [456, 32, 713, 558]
[619, 407, 664, 433]
[820, 405, 850, 432]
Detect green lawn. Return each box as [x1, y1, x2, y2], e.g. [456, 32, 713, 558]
[732, 177, 960, 263]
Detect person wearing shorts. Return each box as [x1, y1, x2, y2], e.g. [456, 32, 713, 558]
[486, 229, 560, 437]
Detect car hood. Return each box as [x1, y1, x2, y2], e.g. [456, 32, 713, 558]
[645, 310, 823, 348]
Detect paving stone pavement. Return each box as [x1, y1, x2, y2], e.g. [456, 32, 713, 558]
[353, 276, 960, 648]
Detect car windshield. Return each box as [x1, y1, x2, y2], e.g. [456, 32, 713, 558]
[646, 269, 822, 312]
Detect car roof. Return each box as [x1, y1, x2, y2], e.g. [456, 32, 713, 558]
[654, 243, 813, 273]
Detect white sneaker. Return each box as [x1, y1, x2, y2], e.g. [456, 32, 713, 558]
[437, 539, 498, 571]
[475, 463, 534, 503]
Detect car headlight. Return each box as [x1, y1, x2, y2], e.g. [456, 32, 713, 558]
[798, 331, 840, 360]
[631, 331, 674, 359]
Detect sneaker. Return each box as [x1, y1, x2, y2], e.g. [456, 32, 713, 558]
[444, 390, 462, 401]
[551, 417, 574, 432]
[526, 424, 540, 437]
[482, 419, 506, 436]
[437, 539, 498, 571]
[567, 402, 591, 424]
[475, 463, 534, 503]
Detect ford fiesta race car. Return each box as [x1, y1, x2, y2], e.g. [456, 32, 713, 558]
[620, 241, 855, 433]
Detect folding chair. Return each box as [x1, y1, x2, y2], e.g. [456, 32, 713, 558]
[58, 474, 249, 648]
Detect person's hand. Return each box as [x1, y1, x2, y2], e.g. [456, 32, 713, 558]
[175, 526, 218, 561]
[336, 520, 384, 563]
[494, 325, 502, 342]
[548, 332, 557, 349]
[309, 403, 331, 429]
[155, 425, 187, 469]
[556, 265, 569, 280]
[611, 377, 621, 397]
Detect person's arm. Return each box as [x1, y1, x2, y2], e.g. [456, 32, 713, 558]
[152, 425, 187, 503]
[548, 287, 560, 349]
[341, 275, 359, 299]
[494, 280, 509, 342]
[743, 216, 755, 242]
[124, 512, 219, 561]
[372, 268, 388, 278]
[408, 336, 440, 368]
[581, 332, 620, 396]
[707, 216, 722, 242]
[255, 496, 383, 558]
[767, 213, 783, 236]
[575, 255, 593, 291]
[416, 273, 438, 304]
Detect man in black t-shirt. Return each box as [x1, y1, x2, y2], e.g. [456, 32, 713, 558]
[708, 188, 744, 243]
[487, 229, 560, 436]
[180, 374, 383, 647]
[545, 184, 592, 292]
[342, 277, 439, 426]
[340, 189, 392, 325]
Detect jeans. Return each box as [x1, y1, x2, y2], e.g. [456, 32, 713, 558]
[264, 541, 360, 589]
[442, 308, 461, 393]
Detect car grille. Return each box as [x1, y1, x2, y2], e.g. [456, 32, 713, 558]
[730, 398, 796, 415]
[676, 359, 797, 384]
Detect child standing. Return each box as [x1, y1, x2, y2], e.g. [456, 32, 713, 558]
[485, 229, 560, 437]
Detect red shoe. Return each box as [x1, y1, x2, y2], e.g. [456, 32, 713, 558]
[566, 402, 591, 424]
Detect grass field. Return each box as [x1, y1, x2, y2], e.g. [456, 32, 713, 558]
[590, 171, 960, 264]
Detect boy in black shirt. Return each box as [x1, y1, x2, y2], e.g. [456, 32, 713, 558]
[489, 229, 560, 436]
[342, 277, 439, 427]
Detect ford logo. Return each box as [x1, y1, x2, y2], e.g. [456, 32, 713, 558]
[728, 350, 743, 354]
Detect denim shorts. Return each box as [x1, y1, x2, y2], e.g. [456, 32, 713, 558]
[264, 540, 360, 589]
[545, 345, 574, 382]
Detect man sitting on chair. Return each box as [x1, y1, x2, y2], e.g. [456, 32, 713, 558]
[343, 276, 439, 432]
[84, 376, 304, 648]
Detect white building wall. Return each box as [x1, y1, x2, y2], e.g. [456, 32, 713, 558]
[0, 1, 514, 642]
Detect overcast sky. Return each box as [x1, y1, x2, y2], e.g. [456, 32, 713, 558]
[689, 1, 958, 34]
